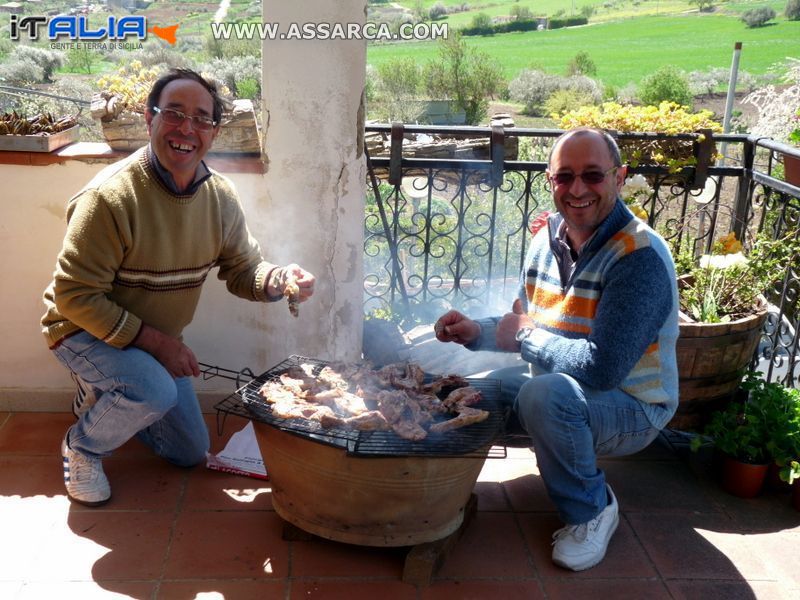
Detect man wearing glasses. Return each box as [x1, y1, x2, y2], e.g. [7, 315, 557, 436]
[434, 128, 679, 571]
[42, 68, 315, 506]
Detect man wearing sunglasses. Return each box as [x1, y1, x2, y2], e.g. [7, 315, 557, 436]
[42, 68, 315, 506]
[435, 128, 678, 571]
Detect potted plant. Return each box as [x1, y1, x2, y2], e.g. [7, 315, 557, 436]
[667, 228, 799, 429]
[692, 373, 800, 499]
[558, 101, 722, 175]
[90, 61, 261, 154]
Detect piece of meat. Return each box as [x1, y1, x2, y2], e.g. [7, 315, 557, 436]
[259, 380, 300, 404]
[376, 389, 432, 440]
[442, 387, 483, 409]
[422, 374, 469, 395]
[343, 410, 390, 431]
[428, 406, 489, 434]
[284, 275, 300, 317]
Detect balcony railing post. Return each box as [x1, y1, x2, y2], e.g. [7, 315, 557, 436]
[732, 135, 756, 240]
[690, 129, 714, 190]
[389, 122, 404, 186]
[490, 124, 505, 189]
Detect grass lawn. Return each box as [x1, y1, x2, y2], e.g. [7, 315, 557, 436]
[368, 14, 800, 88]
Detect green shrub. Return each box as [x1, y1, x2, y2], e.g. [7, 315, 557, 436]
[429, 2, 447, 19]
[787, 0, 800, 20]
[423, 33, 502, 125]
[568, 51, 597, 77]
[544, 89, 596, 117]
[741, 7, 776, 28]
[236, 78, 259, 100]
[4, 46, 63, 82]
[638, 65, 693, 108]
[0, 56, 44, 85]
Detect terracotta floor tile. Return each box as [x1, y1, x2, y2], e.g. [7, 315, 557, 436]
[421, 580, 544, 599]
[503, 472, 554, 513]
[666, 579, 795, 600]
[600, 459, 714, 513]
[542, 579, 672, 599]
[164, 510, 288, 579]
[733, 530, 800, 587]
[15, 581, 156, 599]
[0, 495, 68, 583]
[34, 510, 174, 581]
[290, 580, 417, 599]
[519, 513, 657, 579]
[182, 466, 273, 511]
[0, 455, 64, 499]
[290, 537, 406, 578]
[473, 480, 510, 511]
[0, 412, 74, 455]
[434, 512, 534, 579]
[626, 512, 774, 581]
[159, 580, 286, 599]
[95, 457, 186, 511]
[0, 412, 10, 428]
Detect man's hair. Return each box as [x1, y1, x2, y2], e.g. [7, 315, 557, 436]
[548, 127, 622, 168]
[146, 68, 224, 125]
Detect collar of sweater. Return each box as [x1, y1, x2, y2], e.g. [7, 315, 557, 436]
[547, 198, 633, 255]
[144, 144, 212, 197]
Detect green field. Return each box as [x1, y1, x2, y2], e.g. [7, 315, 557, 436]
[368, 14, 800, 88]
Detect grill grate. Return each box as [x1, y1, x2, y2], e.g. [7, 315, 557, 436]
[214, 355, 507, 458]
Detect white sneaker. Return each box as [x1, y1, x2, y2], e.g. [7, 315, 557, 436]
[551, 484, 619, 571]
[61, 432, 111, 506]
[70, 371, 97, 419]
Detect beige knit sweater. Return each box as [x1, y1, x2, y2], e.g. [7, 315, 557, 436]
[42, 147, 275, 348]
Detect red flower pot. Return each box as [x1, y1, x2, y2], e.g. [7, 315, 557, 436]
[721, 455, 768, 498]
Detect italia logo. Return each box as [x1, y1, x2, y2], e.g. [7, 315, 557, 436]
[9, 15, 179, 45]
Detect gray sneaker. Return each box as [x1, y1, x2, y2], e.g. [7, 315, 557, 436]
[551, 484, 619, 571]
[61, 431, 111, 506]
[70, 371, 97, 419]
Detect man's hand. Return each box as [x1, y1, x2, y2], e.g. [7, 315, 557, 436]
[497, 298, 534, 352]
[434, 310, 481, 346]
[132, 324, 200, 378]
[267, 264, 315, 301]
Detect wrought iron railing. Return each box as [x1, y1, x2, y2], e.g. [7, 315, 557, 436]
[364, 124, 800, 388]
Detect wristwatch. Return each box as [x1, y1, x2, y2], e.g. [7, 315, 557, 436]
[515, 326, 534, 344]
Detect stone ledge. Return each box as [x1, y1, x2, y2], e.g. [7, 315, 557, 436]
[0, 141, 267, 173]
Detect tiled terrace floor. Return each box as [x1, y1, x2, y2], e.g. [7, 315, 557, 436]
[1, 410, 799, 600]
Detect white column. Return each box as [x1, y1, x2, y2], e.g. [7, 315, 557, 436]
[258, 0, 367, 364]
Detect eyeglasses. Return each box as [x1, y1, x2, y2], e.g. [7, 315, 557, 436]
[549, 166, 617, 187]
[152, 106, 218, 131]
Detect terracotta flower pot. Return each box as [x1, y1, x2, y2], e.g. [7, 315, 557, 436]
[721, 455, 768, 498]
[766, 462, 793, 492]
[784, 153, 800, 187]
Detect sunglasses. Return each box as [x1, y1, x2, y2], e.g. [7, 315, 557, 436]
[549, 166, 617, 187]
[152, 106, 218, 131]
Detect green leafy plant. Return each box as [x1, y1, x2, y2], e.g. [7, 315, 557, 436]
[676, 230, 800, 323]
[690, 373, 800, 466]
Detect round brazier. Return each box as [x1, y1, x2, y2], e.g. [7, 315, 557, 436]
[252, 422, 489, 546]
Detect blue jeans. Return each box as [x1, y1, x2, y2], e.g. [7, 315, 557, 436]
[490, 366, 661, 525]
[52, 331, 209, 466]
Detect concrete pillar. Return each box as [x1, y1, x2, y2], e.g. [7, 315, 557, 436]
[257, 0, 367, 365]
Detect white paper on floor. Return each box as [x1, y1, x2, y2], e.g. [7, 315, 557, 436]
[205, 421, 268, 480]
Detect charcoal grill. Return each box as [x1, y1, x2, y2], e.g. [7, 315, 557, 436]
[214, 354, 506, 458]
[213, 355, 507, 549]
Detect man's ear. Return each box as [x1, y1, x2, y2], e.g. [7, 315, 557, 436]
[144, 108, 154, 135]
[615, 165, 628, 188]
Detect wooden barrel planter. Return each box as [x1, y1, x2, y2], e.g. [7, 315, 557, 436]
[669, 298, 769, 431]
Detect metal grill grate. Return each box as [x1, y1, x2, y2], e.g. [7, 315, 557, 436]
[214, 355, 507, 458]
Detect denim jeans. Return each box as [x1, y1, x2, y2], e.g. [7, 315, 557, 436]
[52, 331, 209, 466]
[489, 366, 661, 525]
